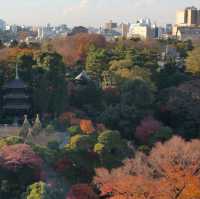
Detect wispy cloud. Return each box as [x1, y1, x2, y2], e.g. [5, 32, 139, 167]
[63, 0, 91, 15]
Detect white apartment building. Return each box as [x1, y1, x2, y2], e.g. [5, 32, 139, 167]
[128, 24, 151, 40]
[128, 18, 152, 40]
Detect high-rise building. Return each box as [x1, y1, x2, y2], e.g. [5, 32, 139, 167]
[165, 24, 173, 34]
[185, 6, 198, 26]
[104, 20, 117, 30]
[176, 10, 186, 26]
[174, 6, 200, 40]
[176, 6, 200, 27]
[120, 23, 129, 37]
[151, 24, 157, 38]
[0, 19, 6, 31]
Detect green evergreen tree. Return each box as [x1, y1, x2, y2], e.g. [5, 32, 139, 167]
[36, 52, 68, 116]
[86, 45, 109, 76]
[17, 52, 35, 85]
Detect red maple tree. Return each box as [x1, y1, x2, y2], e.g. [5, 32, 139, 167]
[94, 137, 200, 199]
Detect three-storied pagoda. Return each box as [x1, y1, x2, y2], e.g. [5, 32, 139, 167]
[2, 65, 30, 122]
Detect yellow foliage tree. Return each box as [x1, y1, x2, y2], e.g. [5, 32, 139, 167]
[186, 47, 200, 75]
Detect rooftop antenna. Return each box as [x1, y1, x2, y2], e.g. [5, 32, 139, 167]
[15, 63, 19, 80]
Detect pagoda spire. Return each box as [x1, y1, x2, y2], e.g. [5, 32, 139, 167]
[15, 63, 19, 80]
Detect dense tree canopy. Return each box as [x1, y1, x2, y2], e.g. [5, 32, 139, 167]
[100, 79, 155, 139]
[158, 79, 200, 139]
[186, 47, 200, 75]
[51, 33, 106, 65]
[94, 136, 200, 199]
[86, 46, 110, 76]
[0, 144, 43, 198]
[0, 34, 199, 199]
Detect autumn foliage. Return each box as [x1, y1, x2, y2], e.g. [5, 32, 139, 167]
[135, 117, 162, 143]
[55, 157, 73, 173]
[80, 120, 95, 134]
[59, 112, 80, 126]
[51, 33, 106, 65]
[94, 136, 200, 199]
[0, 47, 35, 63]
[0, 144, 43, 171]
[66, 184, 99, 199]
[0, 143, 44, 197]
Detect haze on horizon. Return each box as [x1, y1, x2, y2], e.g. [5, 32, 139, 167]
[0, 0, 200, 27]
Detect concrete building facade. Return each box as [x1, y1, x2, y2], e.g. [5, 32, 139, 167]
[174, 6, 200, 40]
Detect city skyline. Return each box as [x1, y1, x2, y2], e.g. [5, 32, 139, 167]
[0, 0, 200, 27]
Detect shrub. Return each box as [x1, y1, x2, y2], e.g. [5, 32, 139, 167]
[94, 143, 105, 155]
[80, 120, 95, 134]
[67, 126, 82, 136]
[97, 130, 121, 150]
[0, 138, 7, 149]
[32, 144, 58, 164]
[5, 136, 24, 145]
[45, 124, 55, 134]
[67, 134, 96, 151]
[22, 181, 59, 199]
[47, 140, 60, 150]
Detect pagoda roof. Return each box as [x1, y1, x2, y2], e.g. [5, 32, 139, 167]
[3, 94, 29, 99]
[3, 79, 28, 89]
[75, 71, 91, 82]
[3, 104, 30, 110]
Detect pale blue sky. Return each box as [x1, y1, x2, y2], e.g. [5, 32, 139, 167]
[0, 0, 200, 27]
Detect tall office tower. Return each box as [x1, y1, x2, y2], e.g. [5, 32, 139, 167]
[185, 7, 198, 26]
[165, 24, 173, 34]
[176, 7, 200, 27]
[0, 19, 6, 31]
[197, 10, 200, 25]
[119, 23, 129, 38]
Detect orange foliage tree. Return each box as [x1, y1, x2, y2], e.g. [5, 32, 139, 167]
[94, 136, 200, 199]
[80, 120, 95, 134]
[0, 47, 35, 63]
[51, 33, 106, 66]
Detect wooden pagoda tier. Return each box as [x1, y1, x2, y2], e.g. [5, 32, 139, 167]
[2, 78, 30, 117]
